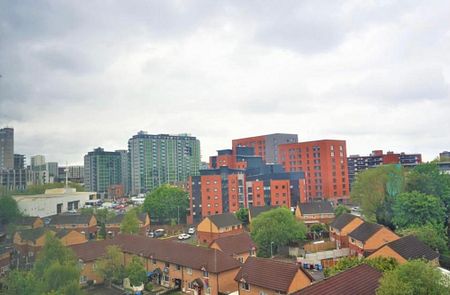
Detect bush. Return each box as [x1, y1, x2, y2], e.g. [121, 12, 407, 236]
[145, 282, 153, 291]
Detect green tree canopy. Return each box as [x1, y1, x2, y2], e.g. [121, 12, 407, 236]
[2, 270, 40, 295]
[250, 207, 307, 257]
[376, 260, 450, 295]
[392, 191, 445, 229]
[324, 256, 398, 277]
[95, 245, 125, 286]
[143, 184, 189, 224]
[398, 223, 448, 253]
[334, 204, 350, 217]
[0, 195, 21, 224]
[235, 208, 249, 225]
[351, 165, 405, 225]
[120, 208, 140, 234]
[125, 256, 147, 287]
[406, 162, 450, 207]
[3, 233, 84, 294]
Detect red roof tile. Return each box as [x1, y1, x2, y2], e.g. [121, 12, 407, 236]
[294, 264, 382, 295]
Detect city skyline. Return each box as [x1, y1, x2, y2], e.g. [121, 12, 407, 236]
[1, 1, 450, 165]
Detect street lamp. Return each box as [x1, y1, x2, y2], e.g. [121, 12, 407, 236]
[270, 241, 275, 258]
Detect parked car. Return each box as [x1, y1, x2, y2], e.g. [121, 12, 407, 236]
[178, 233, 191, 240]
[188, 227, 196, 234]
[153, 229, 165, 238]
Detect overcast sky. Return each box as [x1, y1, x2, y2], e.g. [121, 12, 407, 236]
[1, 0, 449, 165]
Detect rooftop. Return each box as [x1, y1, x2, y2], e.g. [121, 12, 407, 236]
[235, 257, 313, 293]
[293, 264, 382, 295]
[348, 222, 383, 243]
[330, 213, 361, 231]
[298, 201, 334, 215]
[207, 213, 242, 228]
[383, 235, 439, 261]
[48, 214, 94, 226]
[211, 232, 256, 255]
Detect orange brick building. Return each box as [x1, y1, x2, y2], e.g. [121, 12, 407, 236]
[188, 146, 306, 223]
[278, 139, 349, 203]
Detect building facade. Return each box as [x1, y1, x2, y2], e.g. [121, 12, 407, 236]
[128, 132, 201, 195]
[188, 146, 306, 223]
[116, 149, 130, 195]
[14, 154, 25, 170]
[84, 148, 122, 194]
[0, 127, 14, 170]
[232, 133, 298, 164]
[347, 150, 422, 185]
[278, 140, 349, 203]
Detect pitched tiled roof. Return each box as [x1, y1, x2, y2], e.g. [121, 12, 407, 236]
[298, 201, 334, 215]
[235, 257, 313, 293]
[48, 214, 94, 226]
[15, 216, 41, 226]
[294, 264, 382, 295]
[249, 206, 276, 219]
[330, 213, 359, 230]
[117, 234, 241, 273]
[385, 235, 439, 261]
[211, 232, 256, 255]
[106, 213, 147, 225]
[17, 227, 49, 242]
[71, 239, 113, 262]
[348, 222, 382, 242]
[208, 213, 242, 228]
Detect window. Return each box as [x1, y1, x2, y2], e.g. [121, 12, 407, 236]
[165, 262, 170, 268]
[260, 292, 268, 295]
[152, 258, 156, 264]
[203, 270, 209, 278]
[176, 264, 181, 270]
[186, 267, 192, 274]
[80, 276, 87, 283]
[241, 282, 250, 290]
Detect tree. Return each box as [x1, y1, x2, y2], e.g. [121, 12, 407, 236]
[376, 260, 450, 295]
[250, 207, 307, 257]
[324, 256, 398, 277]
[3, 233, 84, 294]
[398, 223, 448, 253]
[406, 162, 450, 208]
[94, 208, 115, 224]
[351, 165, 405, 226]
[392, 191, 445, 229]
[95, 245, 125, 286]
[235, 208, 249, 225]
[33, 233, 78, 277]
[125, 256, 147, 287]
[0, 195, 21, 224]
[121, 209, 140, 234]
[2, 270, 40, 295]
[143, 184, 189, 224]
[334, 204, 350, 217]
[98, 223, 107, 239]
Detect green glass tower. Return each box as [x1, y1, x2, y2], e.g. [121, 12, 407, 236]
[128, 132, 200, 195]
[84, 147, 122, 194]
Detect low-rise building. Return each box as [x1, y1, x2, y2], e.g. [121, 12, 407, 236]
[368, 235, 439, 265]
[48, 214, 97, 239]
[197, 213, 244, 244]
[209, 232, 256, 263]
[15, 216, 44, 230]
[348, 222, 399, 257]
[55, 229, 88, 246]
[105, 212, 150, 237]
[293, 264, 382, 295]
[295, 201, 335, 225]
[13, 188, 97, 217]
[329, 214, 364, 248]
[235, 256, 314, 294]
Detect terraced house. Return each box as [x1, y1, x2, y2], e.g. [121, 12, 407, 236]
[235, 257, 314, 295]
[329, 213, 364, 248]
[105, 212, 150, 237]
[347, 222, 399, 257]
[48, 214, 97, 239]
[209, 232, 257, 263]
[295, 201, 335, 225]
[197, 213, 244, 244]
[72, 235, 242, 294]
